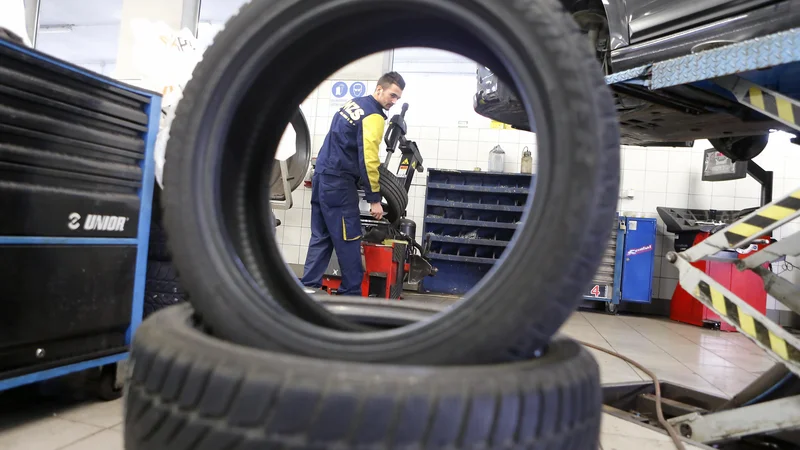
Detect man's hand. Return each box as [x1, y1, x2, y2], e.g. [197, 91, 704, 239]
[370, 202, 385, 220]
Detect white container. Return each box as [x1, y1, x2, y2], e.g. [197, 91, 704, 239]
[488, 145, 505, 172]
[520, 146, 533, 174]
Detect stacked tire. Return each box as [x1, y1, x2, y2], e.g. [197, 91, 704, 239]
[142, 188, 186, 319]
[124, 0, 620, 448]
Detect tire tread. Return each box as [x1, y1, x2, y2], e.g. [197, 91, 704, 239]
[377, 165, 408, 223]
[125, 305, 602, 450]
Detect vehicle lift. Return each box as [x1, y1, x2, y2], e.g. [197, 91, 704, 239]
[321, 104, 438, 298]
[600, 27, 800, 448]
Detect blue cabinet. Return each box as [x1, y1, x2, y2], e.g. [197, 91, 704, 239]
[620, 218, 658, 303]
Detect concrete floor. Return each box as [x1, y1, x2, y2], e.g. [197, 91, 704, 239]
[0, 309, 775, 450]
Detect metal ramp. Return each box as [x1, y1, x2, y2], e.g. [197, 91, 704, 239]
[667, 187, 800, 377]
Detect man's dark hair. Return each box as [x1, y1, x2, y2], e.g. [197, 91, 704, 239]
[378, 71, 405, 90]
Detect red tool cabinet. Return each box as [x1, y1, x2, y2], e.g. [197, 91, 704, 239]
[670, 231, 769, 331]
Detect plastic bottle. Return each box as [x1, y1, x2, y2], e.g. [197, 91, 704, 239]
[488, 145, 505, 172]
[520, 146, 533, 174]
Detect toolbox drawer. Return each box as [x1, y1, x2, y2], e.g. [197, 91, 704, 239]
[0, 41, 150, 239]
[0, 245, 136, 377]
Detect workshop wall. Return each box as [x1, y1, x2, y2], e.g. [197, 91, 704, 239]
[278, 49, 541, 268]
[276, 78, 539, 266]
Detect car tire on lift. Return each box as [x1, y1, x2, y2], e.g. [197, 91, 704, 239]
[123, 304, 602, 450]
[147, 188, 171, 262]
[161, 0, 620, 364]
[378, 165, 408, 223]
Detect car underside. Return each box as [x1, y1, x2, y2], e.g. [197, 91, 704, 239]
[474, 0, 800, 159]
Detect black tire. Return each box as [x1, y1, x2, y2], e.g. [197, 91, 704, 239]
[710, 134, 769, 162]
[378, 165, 408, 223]
[148, 222, 171, 261]
[124, 304, 602, 450]
[162, 0, 620, 364]
[148, 188, 171, 261]
[144, 261, 186, 319]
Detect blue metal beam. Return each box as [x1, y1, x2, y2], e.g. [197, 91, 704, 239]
[0, 353, 128, 392]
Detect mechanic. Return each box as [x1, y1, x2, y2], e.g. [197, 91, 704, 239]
[301, 72, 406, 295]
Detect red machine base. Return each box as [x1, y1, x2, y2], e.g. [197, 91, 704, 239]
[322, 242, 408, 299]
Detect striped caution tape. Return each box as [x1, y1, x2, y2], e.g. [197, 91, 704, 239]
[724, 188, 800, 247]
[697, 280, 800, 371]
[744, 86, 800, 129]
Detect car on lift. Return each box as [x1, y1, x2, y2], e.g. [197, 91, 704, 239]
[474, 0, 800, 161]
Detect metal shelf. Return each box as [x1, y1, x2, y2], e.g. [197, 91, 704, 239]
[427, 182, 530, 195]
[428, 235, 509, 247]
[425, 217, 519, 230]
[426, 199, 525, 212]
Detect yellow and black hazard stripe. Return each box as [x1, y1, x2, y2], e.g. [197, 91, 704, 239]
[697, 281, 800, 366]
[744, 86, 800, 128]
[724, 188, 800, 246]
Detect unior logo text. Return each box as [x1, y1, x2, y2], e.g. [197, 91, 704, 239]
[68, 213, 129, 232]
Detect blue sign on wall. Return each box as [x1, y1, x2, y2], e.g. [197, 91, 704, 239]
[332, 82, 348, 98]
[350, 81, 366, 97]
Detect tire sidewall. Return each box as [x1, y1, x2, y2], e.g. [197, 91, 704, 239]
[163, 0, 618, 363]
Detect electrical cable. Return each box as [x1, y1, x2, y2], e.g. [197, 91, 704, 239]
[578, 340, 687, 450]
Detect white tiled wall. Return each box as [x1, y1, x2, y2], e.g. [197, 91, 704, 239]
[277, 78, 538, 266]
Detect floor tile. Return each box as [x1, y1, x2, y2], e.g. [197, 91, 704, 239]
[0, 416, 102, 450]
[600, 414, 711, 450]
[601, 433, 709, 450]
[56, 399, 123, 429]
[59, 429, 122, 450]
[682, 363, 759, 398]
[658, 345, 738, 367]
[709, 352, 777, 374]
[587, 349, 644, 384]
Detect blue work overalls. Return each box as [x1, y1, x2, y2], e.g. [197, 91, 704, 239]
[301, 95, 386, 295]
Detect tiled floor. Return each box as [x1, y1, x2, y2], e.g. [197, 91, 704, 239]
[0, 311, 776, 449]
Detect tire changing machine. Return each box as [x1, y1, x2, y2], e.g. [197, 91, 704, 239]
[0, 38, 160, 399]
[600, 28, 800, 448]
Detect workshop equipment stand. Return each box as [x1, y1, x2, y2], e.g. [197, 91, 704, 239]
[0, 37, 160, 397]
